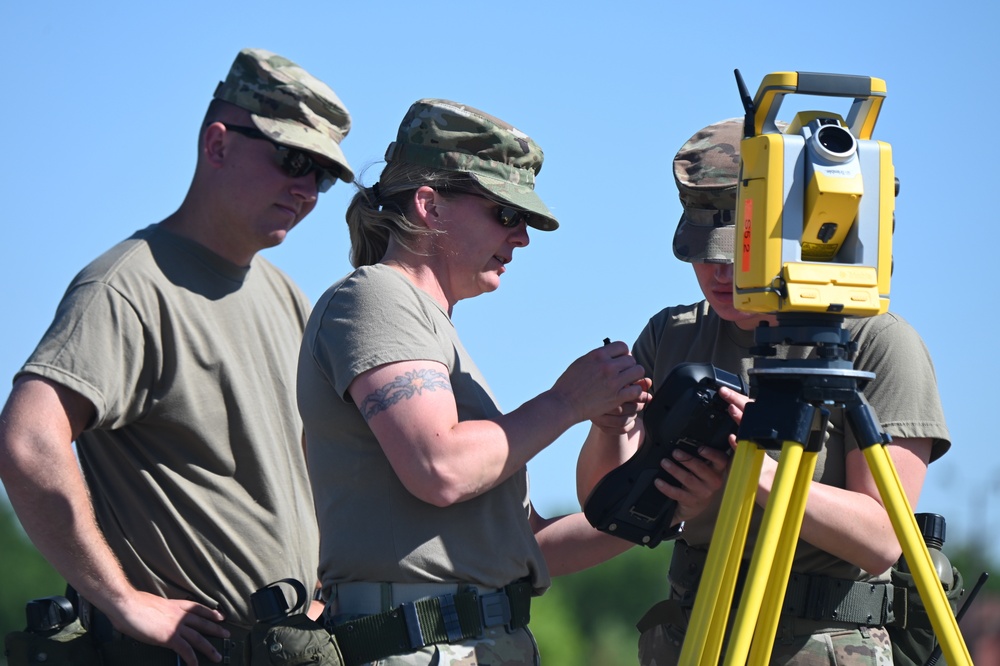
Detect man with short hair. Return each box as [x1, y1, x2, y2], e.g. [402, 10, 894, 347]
[577, 118, 950, 664]
[0, 48, 352, 665]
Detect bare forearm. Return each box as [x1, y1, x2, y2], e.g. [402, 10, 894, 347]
[401, 391, 581, 506]
[1, 377, 227, 664]
[3, 445, 136, 610]
[576, 423, 639, 506]
[532, 512, 634, 576]
[770, 477, 899, 573]
[754, 440, 930, 574]
[0, 377, 136, 612]
[369, 347, 649, 507]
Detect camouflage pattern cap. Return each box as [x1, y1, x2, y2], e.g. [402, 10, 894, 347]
[385, 99, 557, 231]
[672, 118, 744, 263]
[214, 48, 354, 183]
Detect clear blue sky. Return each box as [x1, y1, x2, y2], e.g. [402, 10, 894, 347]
[2, 2, 998, 561]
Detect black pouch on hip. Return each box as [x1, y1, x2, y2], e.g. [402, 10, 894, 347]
[4, 596, 101, 666]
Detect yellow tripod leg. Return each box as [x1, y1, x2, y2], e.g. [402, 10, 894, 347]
[748, 448, 818, 665]
[723, 441, 807, 665]
[707, 453, 759, 661]
[679, 440, 764, 665]
[864, 445, 973, 665]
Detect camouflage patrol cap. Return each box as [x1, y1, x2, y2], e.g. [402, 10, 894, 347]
[672, 118, 744, 263]
[214, 48, 354, 183]
[385, 99, 558, 231]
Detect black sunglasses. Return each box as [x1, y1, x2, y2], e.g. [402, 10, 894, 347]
[495, 205, 532, 229]
[439, 187, 531, 229]
[221, 124, 339, 193]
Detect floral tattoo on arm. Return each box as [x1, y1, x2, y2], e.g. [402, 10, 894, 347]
[360, 369, 453, 420]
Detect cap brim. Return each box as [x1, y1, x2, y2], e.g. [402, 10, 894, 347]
[469, 172, 558, 231]
[672, 212, 735, 263]
[253, 116, 355, 184]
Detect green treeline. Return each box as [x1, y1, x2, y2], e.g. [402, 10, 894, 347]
[531, 544, 668, 664]
[1, 502, 997, 665]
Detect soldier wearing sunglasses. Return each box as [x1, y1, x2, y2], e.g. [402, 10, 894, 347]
[297, 98, 650, 665]
[0, 48, 352, 665]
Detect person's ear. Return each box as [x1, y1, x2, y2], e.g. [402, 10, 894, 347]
[202, 122, 228, 168]
[412, 186, 443, 229]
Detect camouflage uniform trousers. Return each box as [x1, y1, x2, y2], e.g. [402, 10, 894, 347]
[637, 612, 893, 665]
[354, 625, 540, 666]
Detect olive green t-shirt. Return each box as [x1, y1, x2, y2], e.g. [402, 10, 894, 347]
[298, 264, 549, 599]
[632, 301, 950, 580]
[19, 224, 319, 627]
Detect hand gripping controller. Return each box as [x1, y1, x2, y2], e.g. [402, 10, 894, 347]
[583, 362, 746, 547]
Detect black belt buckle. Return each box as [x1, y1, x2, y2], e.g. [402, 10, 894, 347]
[400, 601, 427, 650]
[479, 590, 512, 633]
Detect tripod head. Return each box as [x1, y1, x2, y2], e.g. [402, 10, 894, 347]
[732, 70, 896, 319]
[750, 313, 857, 366]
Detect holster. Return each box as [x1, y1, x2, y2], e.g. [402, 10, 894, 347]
[4, 618, 101, 666]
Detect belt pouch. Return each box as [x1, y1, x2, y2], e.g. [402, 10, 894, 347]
[5, 618, 101, 666]
[250, 610, 345, 666]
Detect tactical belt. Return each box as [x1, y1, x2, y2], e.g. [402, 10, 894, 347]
[325, 580, 532, 666]
[669, 543, 895, 627]
[96, 634, 250, 666]
[783, 572, 894, 626]
[81, 599, 250, 665]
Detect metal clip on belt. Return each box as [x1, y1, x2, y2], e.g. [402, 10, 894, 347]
[330, 581, 531, 666]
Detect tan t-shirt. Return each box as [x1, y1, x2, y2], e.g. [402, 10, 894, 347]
[632, 301, 950, 580]
[298, 264, 549, 599]
[19, 224, 318, 627]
